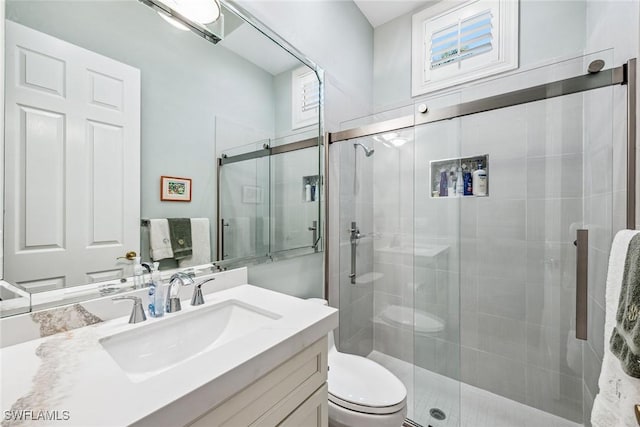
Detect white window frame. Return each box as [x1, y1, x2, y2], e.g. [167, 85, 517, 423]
[291, 66, 319, 130]
[411, 0, 519, 96]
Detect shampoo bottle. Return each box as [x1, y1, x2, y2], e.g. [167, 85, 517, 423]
[448, 168, 456, 197]
[305, 180, 312, 202]
[439, 169, 448, 197]
[473, 162, 487, 196]
[463, 164, 473, 196]
[456, 167, 464, 197]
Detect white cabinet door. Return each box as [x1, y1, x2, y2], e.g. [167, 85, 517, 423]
[4, 21, 141, 291]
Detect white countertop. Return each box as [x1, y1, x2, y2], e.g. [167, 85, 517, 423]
[0, 285, 338, 427]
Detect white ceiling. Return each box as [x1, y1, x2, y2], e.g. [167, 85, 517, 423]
[353, 0, 434, 27]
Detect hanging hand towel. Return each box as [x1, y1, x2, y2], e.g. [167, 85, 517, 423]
[610, 233, 640, 377]
[167, 218, 193, 260]
[592, 230, 640, 427]
[178, 218, 211, 268]
[149, 219, 174, 261]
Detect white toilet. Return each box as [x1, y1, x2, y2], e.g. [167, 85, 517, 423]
[308, 299, 407, 427]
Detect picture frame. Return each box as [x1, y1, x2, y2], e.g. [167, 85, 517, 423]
[242, 185, 263, 204]
[160, 176, 192, 202]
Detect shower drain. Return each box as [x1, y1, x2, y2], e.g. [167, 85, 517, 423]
[429, 408, 447, 421]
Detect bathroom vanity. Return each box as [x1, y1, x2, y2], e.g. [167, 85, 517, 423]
[0, 273, 337, 427]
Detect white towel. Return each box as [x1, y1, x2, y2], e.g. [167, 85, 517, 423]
[178, 218, 211, 268]
[592, 229, 640, 427]
[149, 219, 173, 261]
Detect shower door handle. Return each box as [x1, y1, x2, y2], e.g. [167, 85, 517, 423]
[349, 221, 360, 284]
[576, 229, 588, 340]
[309, 221, 318, 252]
[219, 219, 230, 260]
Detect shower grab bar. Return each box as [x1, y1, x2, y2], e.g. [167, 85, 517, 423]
[349, 221, 360, 284]
[575, 229, 589, 341]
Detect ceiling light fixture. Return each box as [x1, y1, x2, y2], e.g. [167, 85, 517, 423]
[157, 0, 221, 30]
[179, 0, 221, 24]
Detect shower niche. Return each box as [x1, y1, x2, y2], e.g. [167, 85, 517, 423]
[302, 175, 320, 202]
[429, 154, 489, 198]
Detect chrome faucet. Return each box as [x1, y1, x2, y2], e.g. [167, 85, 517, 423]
[191, 278, 216, 306]
[166, 272, 194, 313]
[112, 296, 147, 324]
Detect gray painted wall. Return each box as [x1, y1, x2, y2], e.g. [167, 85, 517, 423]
[236, 0, 374, 131]
[234, 0, 375, 300]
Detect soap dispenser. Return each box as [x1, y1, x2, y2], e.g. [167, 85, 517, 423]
[148, 262, 164, 318]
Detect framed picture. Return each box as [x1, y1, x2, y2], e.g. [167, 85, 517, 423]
[160, 176, 192, 202]
[242, 185, 263, 204]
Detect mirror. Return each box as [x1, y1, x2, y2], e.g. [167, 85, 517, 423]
[218, 136, 322, 262]
[1, 0, 322, 316]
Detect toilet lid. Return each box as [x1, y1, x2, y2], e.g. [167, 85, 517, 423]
[328, 351, 407, 415]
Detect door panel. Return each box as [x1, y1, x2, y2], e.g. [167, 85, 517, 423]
[5, 21, 141, 289]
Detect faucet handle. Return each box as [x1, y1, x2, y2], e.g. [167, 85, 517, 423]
[112, 296, 147, 324]
[191, 278, 216, 306]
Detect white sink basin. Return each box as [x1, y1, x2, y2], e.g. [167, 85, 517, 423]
[100, 299, 281, 382]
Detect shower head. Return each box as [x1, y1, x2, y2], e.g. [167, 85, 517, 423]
[354, 142, 375, 157]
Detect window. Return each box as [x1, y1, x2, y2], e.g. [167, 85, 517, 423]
[291, 67, 320, 130]
[412, 0, 519, 96]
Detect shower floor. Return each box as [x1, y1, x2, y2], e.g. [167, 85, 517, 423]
[368, 351, 582, 427]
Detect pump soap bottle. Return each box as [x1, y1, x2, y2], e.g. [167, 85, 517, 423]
[148, 262, 164, 318]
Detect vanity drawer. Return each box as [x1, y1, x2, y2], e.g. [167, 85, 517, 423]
[277, 383, 328, 427]
[188, 337, 328, 427]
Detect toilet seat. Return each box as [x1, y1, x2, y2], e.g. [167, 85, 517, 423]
[328, 350, 407, 415]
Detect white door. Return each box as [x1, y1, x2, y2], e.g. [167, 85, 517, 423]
[4, 21, 141, 291]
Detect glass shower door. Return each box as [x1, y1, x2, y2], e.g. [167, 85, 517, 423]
[333, 51, 617, 427]
[218, 142, 270, 261]
[449, 57, 613, 426]
[412, 114, 463, 427]
[335, 127, 429, 423]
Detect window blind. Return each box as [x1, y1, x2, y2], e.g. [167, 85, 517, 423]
[301, 78, 319, 113]
[430, 10, 493, 69]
